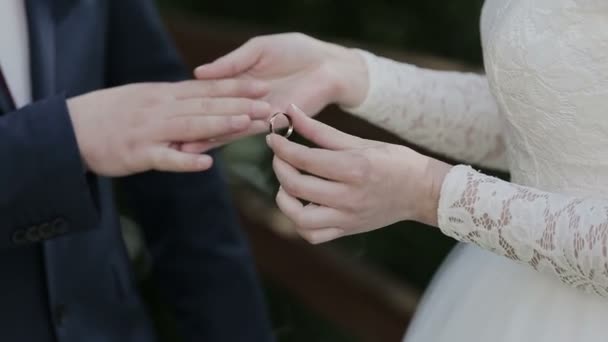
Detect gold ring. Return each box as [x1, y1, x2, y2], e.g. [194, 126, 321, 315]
[268, 112, 293, 139]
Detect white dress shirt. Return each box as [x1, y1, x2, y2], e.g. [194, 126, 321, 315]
[0, 0, 31, 108]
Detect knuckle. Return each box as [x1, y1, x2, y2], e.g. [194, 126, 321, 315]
[140, 95, 159, 108]
[334, 187, 350, 204]
[340, 192, 360, 212]
[230, 98, 247, 112]
[146, 149, 163, 170]
[212, 79, 231, 94]
[299, 217, 319, 231]
[147, 83, 172, 103]
[298, 230, 317, 244]
[119, 137, 139, 169]
[246, 99, 262, 113]
[175, 117, 191, 131]
[341, 200, 358, 213]
[198, 98, 212, 113]
[123, 135, 138, 155]
[204, 80, 221, 94]
[282, 179, 302, 198]
[247, 36, 263, 46]
[291, 148, 311, 169]
[353, 193, 368, 211]
[293, 212, 308, 228]
[138, 107, 159, 121]
[240, 82, 256, 96]
[288, 32, 305, 40]
[348, 154, 372, 183]
[176, 117, 197, 137]
[228, 79, 246, 92]
[218, 116, 235, 131]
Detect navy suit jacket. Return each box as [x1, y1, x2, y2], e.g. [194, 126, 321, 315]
[0, 1, 273, 341]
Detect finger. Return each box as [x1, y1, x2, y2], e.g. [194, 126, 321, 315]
[273, 156, 347, 208]
[180, 121, 268, 153]
[174, 97, 272, 120]
[173, 79, 268, 100]
[275, 187, 346, 231]
[162, 98, 271, 120]
[178, 141, 221, 154]
[267, 134, 367, 183]
[194, 39, 262, 79]
[160, 115, 252, 142]
[286, 104, 362, 150]
[298, 228, 344, 245]
[179, 141, 220, 154]
[148, 148, 214, 172]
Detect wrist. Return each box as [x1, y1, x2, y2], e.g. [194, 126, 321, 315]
[324, 45, 369, 108]
[66, 96, 92, 172]
[416, 157, 453, 227]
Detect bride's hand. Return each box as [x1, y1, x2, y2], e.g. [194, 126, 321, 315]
[267, 105, 452, 244]
[195, 33, 369, 113]
[181, 33, 368, 154]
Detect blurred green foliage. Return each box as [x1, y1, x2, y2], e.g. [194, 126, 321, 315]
[148, 1, 486, 341]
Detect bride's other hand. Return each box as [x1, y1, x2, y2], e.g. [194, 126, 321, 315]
[267, 105, 452, 244]
[194, 33, 369, 114]
[182, 33, 368, 154]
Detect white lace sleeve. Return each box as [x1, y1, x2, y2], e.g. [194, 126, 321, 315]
[342, 50, 507, 171]
[439, 165, 608, 296]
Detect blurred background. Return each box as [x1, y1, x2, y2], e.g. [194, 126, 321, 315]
[127, 1, 486, 341]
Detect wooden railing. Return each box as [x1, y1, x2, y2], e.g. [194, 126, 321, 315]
[163, 11, 473, 342]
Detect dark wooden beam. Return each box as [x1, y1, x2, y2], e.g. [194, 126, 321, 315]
[234, 185, 418, 342]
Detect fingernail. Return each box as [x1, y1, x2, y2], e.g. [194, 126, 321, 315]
[265, 134, 272, 147]
[231, 115, 251, 129]
[197, 155, 212, 169]
[290, 103, 302, 113]
[310, 228, 344, 244]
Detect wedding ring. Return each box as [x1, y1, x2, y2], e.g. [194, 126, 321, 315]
[268, 112, 293, 139]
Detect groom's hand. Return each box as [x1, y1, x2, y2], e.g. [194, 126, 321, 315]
[67, 80, 271, 176]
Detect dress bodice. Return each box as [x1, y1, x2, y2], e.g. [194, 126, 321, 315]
[346, 0, 608, 296]
[481, 0, 608, 195]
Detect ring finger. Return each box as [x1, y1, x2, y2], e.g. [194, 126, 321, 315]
[273, 156, 348, 208]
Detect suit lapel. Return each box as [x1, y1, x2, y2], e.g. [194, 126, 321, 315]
[0, 72, 15, 114]
[25, 0, 56, 101]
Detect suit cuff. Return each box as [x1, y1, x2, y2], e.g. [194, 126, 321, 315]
[0, 95, 100, 248]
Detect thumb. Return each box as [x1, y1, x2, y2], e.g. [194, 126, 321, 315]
[286, 104, 361, 150]
[194, 40, 262, 79]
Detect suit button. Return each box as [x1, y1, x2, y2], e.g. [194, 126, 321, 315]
[51, 218, 69, 235]
[39, 222, 54, 240]
[11, 228, 27, 245]
[25, 226, 41, 242]
[54, 304, 67, 327]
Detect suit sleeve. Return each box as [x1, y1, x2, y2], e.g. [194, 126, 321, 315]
[0, 95, 99, 248]
[106, 1, 273, 341]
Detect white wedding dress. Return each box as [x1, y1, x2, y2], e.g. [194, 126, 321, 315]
[344, 0, 608, 341]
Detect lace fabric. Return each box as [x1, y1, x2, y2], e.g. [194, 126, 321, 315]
[439, 165, 608, 297]
[345, 50, 507, 171]
[343, 0, 608, 297]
